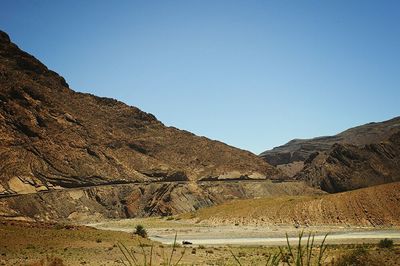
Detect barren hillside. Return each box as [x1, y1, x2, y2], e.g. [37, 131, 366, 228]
[260, 117, 400, 177]
[0, 180, 322, 221]
[184, 182, 400, 226]
[0, 30, 280, 197]
[296, 131, 400, 192]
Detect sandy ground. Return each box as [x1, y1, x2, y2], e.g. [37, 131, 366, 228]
[2, 219, 400, 265]
[89, 218, 400, 246]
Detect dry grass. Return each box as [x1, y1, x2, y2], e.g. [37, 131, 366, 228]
[179, 195, 317, 223]
[179, 182, 400, 226]
[26, 256, 65, 266]
[0, 220, 152, 265]
[1, 220, 400, 265]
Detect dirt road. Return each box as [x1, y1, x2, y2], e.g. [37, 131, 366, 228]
[89, 218, 400, 246]
[149, 229, 400, 246]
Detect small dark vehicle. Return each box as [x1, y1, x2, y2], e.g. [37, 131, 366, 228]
[182, 240, 192, 245]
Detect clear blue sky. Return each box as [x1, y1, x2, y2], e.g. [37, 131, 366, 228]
[2, 1, 400, 154]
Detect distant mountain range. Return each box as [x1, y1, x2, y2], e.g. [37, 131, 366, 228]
[260, 117, 400, 192]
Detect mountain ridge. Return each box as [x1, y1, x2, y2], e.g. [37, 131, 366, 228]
[295, 131, 400, 192]
[0, 29, 280, 197]
[260, 116, 400, 178]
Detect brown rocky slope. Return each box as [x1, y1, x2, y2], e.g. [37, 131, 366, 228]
[0, 30, 280, 197]
[186, 182, 400, 227]
[0, 180, 322, 221]
[260, 116, 400, 177]
[295, 131, 400, 192]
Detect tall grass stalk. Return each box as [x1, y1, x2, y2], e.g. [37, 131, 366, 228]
[231, 231, 329, 266]
[164, 232, 186, 266]
[278, 231, 329, 266]
[229, 249, 243, 266]
[117, 232, 186, 266]
[117, 241, 140, 266]
[230, 248, 282, 266]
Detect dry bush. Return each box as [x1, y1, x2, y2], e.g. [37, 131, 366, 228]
[27, 256, 65, 266]
[334, 246, 380, 266]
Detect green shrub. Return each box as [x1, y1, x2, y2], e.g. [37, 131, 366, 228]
[230, 231, 329, 266]
[134, 224, 148, 238]
[278, 231, 328, 266]
[378, 238, 393, 249]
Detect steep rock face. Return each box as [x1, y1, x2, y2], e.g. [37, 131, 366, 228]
[295, 131, 400, 192]
[0, 30, 279, 196]
[0, 181, 321, 221]
[260, 116, 400, 177]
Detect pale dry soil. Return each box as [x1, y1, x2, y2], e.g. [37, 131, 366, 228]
[90, 217, 400, 246]
[1, 219, 400, 265]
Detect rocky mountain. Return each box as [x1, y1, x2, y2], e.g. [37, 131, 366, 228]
[0, 29, 280, 197]
[260, 116, 400, 178]
[0, 180, 322, 221]
[296, 131, 400, 192]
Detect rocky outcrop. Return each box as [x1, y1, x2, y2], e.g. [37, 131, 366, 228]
[0, 30, 280, 197]
[0, 181, 322, 221]
[260, 117, 400, 177]
[295, 131, 400, 192]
